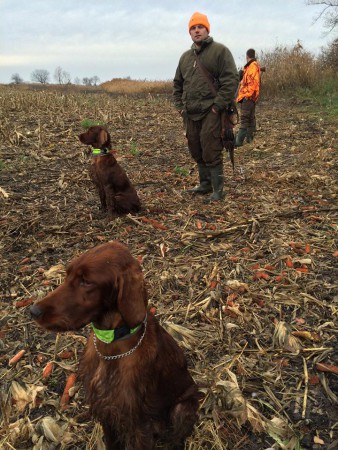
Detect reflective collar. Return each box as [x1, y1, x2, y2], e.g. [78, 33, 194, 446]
[92, 148, 109, 156]
[92, 315, 148, 360]
[91, 321, 143, 344]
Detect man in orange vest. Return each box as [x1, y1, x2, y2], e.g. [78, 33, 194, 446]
[236, 48, 260, 146]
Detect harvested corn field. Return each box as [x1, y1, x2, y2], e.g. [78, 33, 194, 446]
[0, 87, 337, 449]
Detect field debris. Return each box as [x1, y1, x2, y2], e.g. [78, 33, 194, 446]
[0, 88, 337, 449]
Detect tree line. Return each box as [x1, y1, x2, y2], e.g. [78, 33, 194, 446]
[10, 66, 100, 86]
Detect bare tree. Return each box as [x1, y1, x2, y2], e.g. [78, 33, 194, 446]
[31, 69, 50, 84]
[54, 66, 63, 84]
[307, 1, 338, 32]
[82, 77, 91, 86]
[91, 75, 100, 86]
[11, 73, 23, 84]
[54, 66, 71, 84]
[81, 76, 100, 86]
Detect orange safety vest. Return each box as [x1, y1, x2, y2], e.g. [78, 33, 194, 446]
[236, 59, 260, 103]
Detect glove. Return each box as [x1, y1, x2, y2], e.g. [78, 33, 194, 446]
[223, 128, 234, 142]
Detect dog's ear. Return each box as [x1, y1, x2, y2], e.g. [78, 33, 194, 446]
[116, 263, 147, 328]
[97, 128, 111, 149]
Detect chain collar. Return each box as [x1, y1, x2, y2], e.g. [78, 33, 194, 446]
[92, 314, 147, 360]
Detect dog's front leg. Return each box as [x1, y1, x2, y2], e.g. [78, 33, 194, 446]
[169, 391, 199, 445]
[125, 428, 155, 450]
[101, 423, 123, 450]
[97, 186, 108, 212]
[104, 187, 118, 219]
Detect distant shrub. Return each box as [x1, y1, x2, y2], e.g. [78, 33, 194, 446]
[318, 38, 338, 71]
[259, 42, 318, 96]
[80, 119, 106, 129]
[259, 40, 338, 103]
[101, 78, 172, 95]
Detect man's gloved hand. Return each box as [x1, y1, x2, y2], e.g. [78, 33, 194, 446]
[223, 128, 234, 142]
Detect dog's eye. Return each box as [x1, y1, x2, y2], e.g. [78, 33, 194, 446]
[80, 277, 93, 287]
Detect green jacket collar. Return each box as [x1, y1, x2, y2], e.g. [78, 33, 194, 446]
[191, 36, 213, 53]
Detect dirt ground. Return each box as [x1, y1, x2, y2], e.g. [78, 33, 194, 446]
[0, 88, 337, 449]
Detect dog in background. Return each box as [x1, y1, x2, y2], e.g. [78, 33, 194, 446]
[78, 126, 141, 218]
[30, 241, 200, 449]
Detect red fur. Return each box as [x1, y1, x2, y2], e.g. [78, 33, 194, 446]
[30, 241, 199, 449]
[78, 126, 141, 219]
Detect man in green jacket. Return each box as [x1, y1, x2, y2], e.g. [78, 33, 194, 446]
[173, 12, 238, 201]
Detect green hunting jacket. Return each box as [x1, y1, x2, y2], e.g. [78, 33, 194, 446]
[173, 37, 239, 121]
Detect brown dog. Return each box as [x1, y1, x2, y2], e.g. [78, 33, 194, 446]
[30, 241, 200, 449]
[78, 126, 141, 218]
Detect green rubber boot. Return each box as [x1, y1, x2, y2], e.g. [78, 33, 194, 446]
[205, 164, 224, 202]
[246, 127, 255, 143]
[235, 128, 247, 147]
[188, 163, 212, 194]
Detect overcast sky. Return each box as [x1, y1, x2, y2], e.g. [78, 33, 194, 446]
[0, 0, 334, 84]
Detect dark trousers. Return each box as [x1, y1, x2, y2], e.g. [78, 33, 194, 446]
[185, 110, 223, 167]
[239, 99, 256, 130]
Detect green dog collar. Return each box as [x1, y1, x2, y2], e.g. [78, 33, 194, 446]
[91, 322, 142, 344]
[92, 147, 110, 156]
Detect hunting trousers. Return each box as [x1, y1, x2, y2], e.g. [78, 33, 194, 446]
[239, 98, 256, 130]
[185, 110, 223, 167]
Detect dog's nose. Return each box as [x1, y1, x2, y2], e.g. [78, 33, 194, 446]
[30, 304, 43, 320]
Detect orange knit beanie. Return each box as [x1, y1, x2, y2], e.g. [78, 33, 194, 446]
[188, 12, 210, 33]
